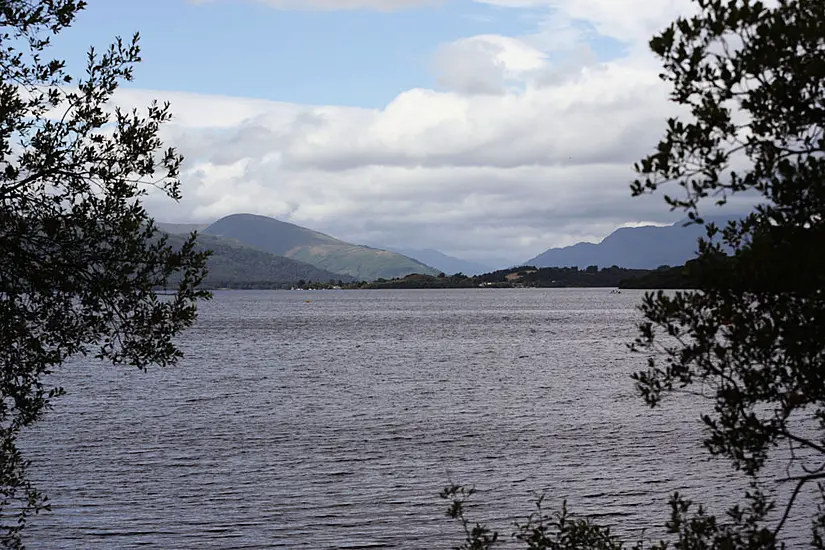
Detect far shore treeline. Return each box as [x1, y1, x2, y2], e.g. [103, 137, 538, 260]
[360, 263, 696, 290]
[201, 262, 697, 291]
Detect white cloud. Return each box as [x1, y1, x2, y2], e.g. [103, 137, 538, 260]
[433, 35, 551, 94]
[478, 0, 695, 47]
[135, 52, 692, 265]
[133, 0, 753, 265]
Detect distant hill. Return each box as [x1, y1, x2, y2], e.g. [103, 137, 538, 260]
[156, 222, 210, 235]
[526, 216, 739, 269]
[387, 248, 493, 276]
[164, 232, 354, 289]
[202, 213, 440, 280]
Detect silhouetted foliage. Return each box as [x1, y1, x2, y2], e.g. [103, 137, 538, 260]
[0, 1, 209, 546]
[446, 0, 825, 547]
[442, 485, 779, 549]
[618, 260, 700, 289]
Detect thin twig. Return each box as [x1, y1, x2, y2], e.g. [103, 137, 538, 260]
[774, 472, 825, 537]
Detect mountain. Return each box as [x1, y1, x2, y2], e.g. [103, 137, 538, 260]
[202, 213, 440, 280]
[388, 248, 493, 276]
[527, 216, 738, 269]
[165, 232, 354, 288]
[155, 222, 210, 235]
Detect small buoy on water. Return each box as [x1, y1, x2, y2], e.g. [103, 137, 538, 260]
[305, 300, 311, 303]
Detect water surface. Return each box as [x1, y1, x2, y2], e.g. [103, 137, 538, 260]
[22, 289, 804, 548]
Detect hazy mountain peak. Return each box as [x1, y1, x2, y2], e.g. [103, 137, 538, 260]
[387, 247, 493, 276]
[527, 216, 741, 269]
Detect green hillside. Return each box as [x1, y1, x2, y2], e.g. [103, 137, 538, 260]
[203, 213, 440, 280]
[164, 232, 354, 289]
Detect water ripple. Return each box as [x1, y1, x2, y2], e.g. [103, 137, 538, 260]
[20, 289, 814, 548]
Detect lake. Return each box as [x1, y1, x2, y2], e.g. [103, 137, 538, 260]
[21, 289, 808, 548]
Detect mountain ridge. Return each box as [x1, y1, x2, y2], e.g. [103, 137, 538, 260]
[526, 216, 740, 269]
[163, 231, 354, 288]
[202, 213, 440, 281]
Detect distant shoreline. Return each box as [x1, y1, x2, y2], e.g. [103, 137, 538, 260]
[182, 262, 698, 291]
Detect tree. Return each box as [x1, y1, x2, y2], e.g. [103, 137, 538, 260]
[631, 0, 825, 543]
[444, 0, 825, 547]
[0, 1, 209, 547]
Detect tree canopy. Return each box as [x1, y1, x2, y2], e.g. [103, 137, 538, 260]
[445, 0, 825, 547]
[0, 1, 209, 546]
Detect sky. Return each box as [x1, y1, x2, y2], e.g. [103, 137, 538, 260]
[48, 0, 746, 266]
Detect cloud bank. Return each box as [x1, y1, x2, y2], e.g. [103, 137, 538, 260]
[141, 0, 745, 265]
